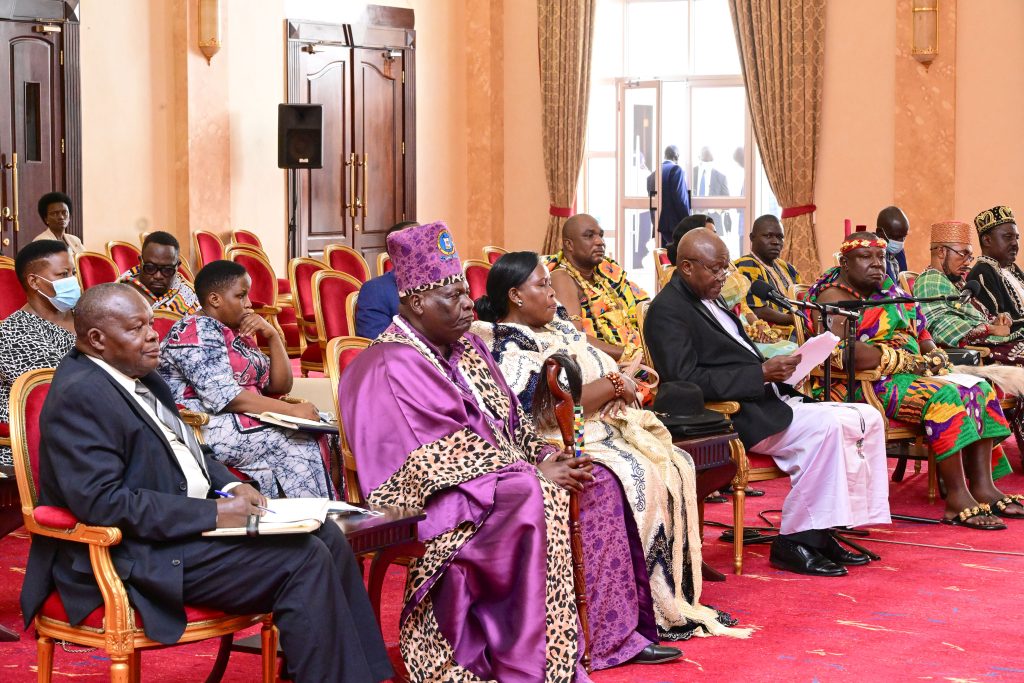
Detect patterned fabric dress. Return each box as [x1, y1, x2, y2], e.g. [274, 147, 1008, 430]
[808, 269, 1011, 477]
[734, 253, 802, 311]
[158, 315, 332, 498]
[0, 310, 75, 465]
[546, 252, 648, 359]
[473, 315, 746, 643]
[119, 265, 201, 315]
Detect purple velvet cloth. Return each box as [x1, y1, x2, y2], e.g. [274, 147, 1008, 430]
[338, 329, 653, 679]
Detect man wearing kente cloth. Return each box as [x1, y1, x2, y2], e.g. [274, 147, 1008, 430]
[734, 214, 802, 329]
[967, 205, 1024, 334]
[809, 232, 1024, 529]
[916, 220, 1024, 364]
[548, 214, 648, 363]
[339, 222, 682, 682]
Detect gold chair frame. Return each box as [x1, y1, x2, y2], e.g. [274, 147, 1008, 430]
[325, 336, 373, 505]
[482, 245, 508, 264]
[73, 251, 119, 291]
[10, 369, 277, 683]
[323, 244, 370, 283]
[104, 240, 140, 272]
[288, 256, 329, 374]
[311, 270, 363, 372]
[225, 245, 288, 354]
[192, 230, 225, 272]
[230, 229, 263, 248]
[375, 252, 391, 277]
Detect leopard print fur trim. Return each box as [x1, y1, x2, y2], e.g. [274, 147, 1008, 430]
[400, 594, 491, 682]
[398, 273, 466, 298]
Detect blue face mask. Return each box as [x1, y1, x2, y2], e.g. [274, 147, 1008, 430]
[878, 227, 905, 255]
[35, 275, 81, 312]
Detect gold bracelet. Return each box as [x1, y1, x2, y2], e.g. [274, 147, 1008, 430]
[604, 372, 625, 399]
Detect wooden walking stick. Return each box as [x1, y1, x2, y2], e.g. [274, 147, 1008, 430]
[543, 357, 592, 672]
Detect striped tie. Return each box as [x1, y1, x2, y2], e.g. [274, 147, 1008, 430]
[134, 381, 208, 475]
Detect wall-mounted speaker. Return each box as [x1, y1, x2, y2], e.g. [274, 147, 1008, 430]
[278, 104, 323, 169]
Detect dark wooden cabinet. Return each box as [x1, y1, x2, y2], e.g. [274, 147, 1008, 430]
[0, 1, 81, 257]
[287, 8, 415, 272]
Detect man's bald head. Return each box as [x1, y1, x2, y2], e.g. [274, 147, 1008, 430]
[75, 283, 161, 378]
[676, 229, 732, 301]
[876, 206, 909, 242]
[560, 213, 606, 269]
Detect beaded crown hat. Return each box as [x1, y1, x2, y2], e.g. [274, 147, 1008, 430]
[974, 206, 1015, 236]
[387, 220, 465, 297]
[930, 221, 972, 245]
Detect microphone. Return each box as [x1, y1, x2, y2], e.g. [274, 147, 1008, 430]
[749, 280, 798, 314]
[961, 280, 981, 303]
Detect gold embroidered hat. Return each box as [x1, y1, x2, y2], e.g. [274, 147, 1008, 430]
[930, 221, 972, 245]
[974, 206, 1015, 236]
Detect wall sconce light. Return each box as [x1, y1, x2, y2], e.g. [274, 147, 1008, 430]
[911, 0, 939, 66]
[198, 0, 221, 65]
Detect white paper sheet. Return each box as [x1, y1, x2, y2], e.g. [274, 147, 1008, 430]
[937, 372, 984, 388]
[783, 332, 841, 386]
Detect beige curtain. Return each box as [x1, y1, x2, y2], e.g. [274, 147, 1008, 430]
[538, 0, 596, 254]
[728, 0, 826, 278]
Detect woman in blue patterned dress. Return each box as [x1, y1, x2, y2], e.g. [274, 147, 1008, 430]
[158, 260, 333, 498]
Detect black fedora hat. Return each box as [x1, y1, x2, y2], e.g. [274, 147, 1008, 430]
[650, 381, 732, 437]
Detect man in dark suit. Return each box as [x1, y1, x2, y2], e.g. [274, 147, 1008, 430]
[644, 230, 890, 577]
[20, 284, 392, 683]
[647, 145, 691, 248]
[693, 146, 732, 235]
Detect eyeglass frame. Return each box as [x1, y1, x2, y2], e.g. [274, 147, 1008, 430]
[681, 258, 736, 279]
[932, 244, 975, 264]
[140, 261, 181, 277]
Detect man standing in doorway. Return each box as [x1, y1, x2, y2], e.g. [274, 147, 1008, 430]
[648, 144, 690, 249]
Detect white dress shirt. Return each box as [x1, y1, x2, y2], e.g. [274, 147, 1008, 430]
[87, 355, 217, 498]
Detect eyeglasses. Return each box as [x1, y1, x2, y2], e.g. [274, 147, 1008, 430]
[141, 261, 180, 277]
[936, 246, 974, 263]
[684, 258, 735, 279]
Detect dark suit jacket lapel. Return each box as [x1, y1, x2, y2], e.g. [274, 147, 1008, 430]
[76, 353, 189, 477]
[674, 277, 764, 361]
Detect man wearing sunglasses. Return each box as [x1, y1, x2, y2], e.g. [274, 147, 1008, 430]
[917, 220, 1024, 365]
[119, 231, 200, 315]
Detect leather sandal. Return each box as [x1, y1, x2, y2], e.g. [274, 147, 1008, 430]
[987, 494, 1024, 518]
[940, 504, 1006, 530]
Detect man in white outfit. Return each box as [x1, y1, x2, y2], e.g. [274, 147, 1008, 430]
[644, 229, 891, 577]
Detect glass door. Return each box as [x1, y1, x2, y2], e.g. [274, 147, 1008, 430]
[616, 79, 661, 293]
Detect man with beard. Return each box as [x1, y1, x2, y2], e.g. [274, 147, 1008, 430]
[549, 213, 649, 362]
[916, 221, 1024, 364]
[119, 231, 200, 315]
[809, 232, 1023, 528]
[645, 229, 890, 576]
[734, 214, 802, 328]
[967, 206, 1024, 334]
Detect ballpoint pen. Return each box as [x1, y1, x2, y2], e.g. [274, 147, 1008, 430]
[213, 489, 274, 514]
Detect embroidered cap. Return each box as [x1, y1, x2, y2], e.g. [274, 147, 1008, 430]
[974, 206, 1015, 236]
[930, 221, 972, 245]
[387, 220, 466, 297]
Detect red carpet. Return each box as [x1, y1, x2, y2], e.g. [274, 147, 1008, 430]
[3, 448, 1024, 681]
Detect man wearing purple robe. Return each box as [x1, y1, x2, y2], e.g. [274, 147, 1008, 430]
[339, 222, 682, 682]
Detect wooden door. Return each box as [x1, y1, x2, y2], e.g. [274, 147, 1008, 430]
[351, 47, 407, 265]
[295, 43, 354, 258]
[0, 20, 64, 256]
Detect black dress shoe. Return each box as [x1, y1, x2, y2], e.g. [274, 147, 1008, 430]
[629, 644, 683, 665]
[820, 534, 871, 566]
[770, 537, 847, 577]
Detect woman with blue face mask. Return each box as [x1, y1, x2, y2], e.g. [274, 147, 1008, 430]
[0, 240, 78, 465]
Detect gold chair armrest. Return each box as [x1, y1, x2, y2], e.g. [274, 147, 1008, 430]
[0, 436, 9, 449]
[277, 395, 305, 405]
[253, 305, 281, 316]
[809, 367, 881, 382]
[963, 345, 992, 358]
[25, 517, 122, 546]
[179, 409, 210, 427]
[706, 401, 740, 416]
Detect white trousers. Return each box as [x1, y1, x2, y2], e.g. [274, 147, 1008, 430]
[752, 400, 892, 535]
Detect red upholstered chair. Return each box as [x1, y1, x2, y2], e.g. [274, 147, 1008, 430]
[152, 310, 183, 341]
[289, 257, 329, 375]
[324, 244, 370, 284]
[312, 271, 362, 367]
[192, 230, 225, 269]
[9, 369, 278, 683]
[898, 270, 918, 295]
[377, 252, 392, 275]
[105, 241, 141, 274]
[231, 229, 262, 248]
[225, 245, 293, 355]
[74, 252, 120, 290]
[463, 259, 491, 304]
[0, 256, 26, 320]
[177, 260, 195, 283]
[651, 247, 672, 293]
[482, 245, 507, 265]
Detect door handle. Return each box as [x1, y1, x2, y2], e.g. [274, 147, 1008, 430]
[344, 153, 356, 217]
[359, 153, 368, 221]
[1, 153, 18, 233]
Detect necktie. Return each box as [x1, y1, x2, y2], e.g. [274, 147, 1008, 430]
[699, 169, 707, 196]
[134, 381, 208, 475]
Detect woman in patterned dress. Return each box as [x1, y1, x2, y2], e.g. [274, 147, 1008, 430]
[0, 240, 77, 465]
[473, 251, 747, 645]
[158, 260, 332, 498]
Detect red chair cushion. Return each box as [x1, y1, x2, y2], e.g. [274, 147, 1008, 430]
[294, 263, 326, 323]
[196, 233, 224, 267]
[78, 255, 119, 290]
[232, 253, 276, 308]
[34, 506, 78, 530]
[279, 323, 301, 350]
[317, 277, 360, 339]
[233, 231, 262, 247]
[0, 422, 8, 439]
[327, 250, 369, 283]
[25, 382, 50, 486]
[465, 265, 489, 302]
[657, 252, 671, 266]
[747, 451, 780, 471]
[152, 317, 177, 341]
[39, 591, 230, 630]
[887, 417, 917, 432]
[382, 257, 393, 273]
[0, 267, 26, 319]
[108, 245, 139, 273]
[486, 251, 504, 265]
[278, 278, 291, 295]
[300, 345, 322, 364]
[338, 348, 364, 373]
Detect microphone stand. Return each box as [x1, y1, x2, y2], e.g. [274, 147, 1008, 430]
[784, 298, 859, 395]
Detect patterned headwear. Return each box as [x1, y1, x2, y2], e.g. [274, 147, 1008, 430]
[387, 220, 465, 297]
[840, 236, 887, 254]
[930, 221, 972, 246]
[974, 206, 1015, 236]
